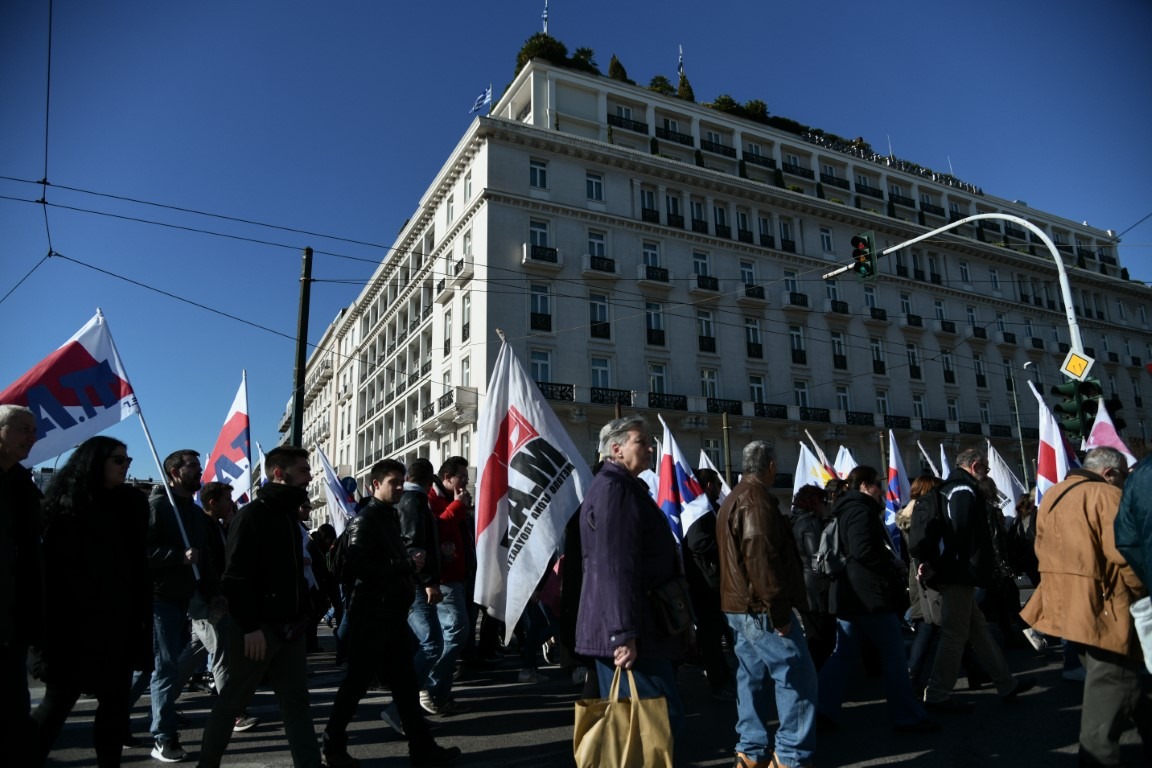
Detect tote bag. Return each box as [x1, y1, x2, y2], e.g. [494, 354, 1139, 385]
[1130, 595, 1152, 674]
[573, 667, 673, 768]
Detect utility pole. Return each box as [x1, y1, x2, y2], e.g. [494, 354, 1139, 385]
[290, 246, 313, 448]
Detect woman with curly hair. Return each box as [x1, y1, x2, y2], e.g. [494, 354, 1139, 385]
[31, 436, 152, 767]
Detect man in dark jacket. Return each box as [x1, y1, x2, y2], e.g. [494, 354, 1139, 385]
[1116, 454, 1152, 589]
[576, 417, 687, 749]
[921, 447, 1034, 713]
[142, 448, 216, 762]
[197, 446, 322, 768]
[683, 467, 735, 699]
[0, 405, 43, 768]
[320, 459, 460, 768]
[717, 440, 816, 768]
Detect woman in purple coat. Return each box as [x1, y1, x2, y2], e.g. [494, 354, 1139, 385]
[574, 416, 688, 746]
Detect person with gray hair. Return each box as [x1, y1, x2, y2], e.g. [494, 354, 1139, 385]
[920, 446, 1035, 713]
[717, 440, 817, 768]
[1022, 447, 1150, 765]
[575, 415, 689, 754]
[0, 404, 43, 767]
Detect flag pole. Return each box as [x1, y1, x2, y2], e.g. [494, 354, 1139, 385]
[136, 410, 200, 581]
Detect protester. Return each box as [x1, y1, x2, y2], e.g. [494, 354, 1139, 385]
[1021, 447, 1151, 766]
[897, 474, 944, 692]
[787, 483, 834, 669]
[0, 404, 44, 768]
[816, 466, 938, 733]
[717, 441, 817, 768]
[197, 446, 322, 768]
[31, 436, 152, 767]
[575, 416, 688, 750]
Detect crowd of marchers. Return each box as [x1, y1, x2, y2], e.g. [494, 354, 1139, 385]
[3, 402, 1151, 768]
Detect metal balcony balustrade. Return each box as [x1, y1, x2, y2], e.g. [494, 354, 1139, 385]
[691, 219, 709, 234]
[648, 392, 687, 410]
[647, 328, 665, 345]
[755, 403, 788, 419]
[714, 224, 732, 238]
[780, 239, 796, 253]
[607, 113, 648, 133]
[707, 398, 742, 415]
[590, 322, 611, 339]
[989, 424, 1012, 438]
[695, 274, 719, 291]
[438, 389, 455, 409]
[700, 139, 736, 157]
[819, 173, 850, 190]
[781, 162, 814, 179]
[913, 269, 925, 281]
[885, 415, 911, 429]
[975, 374, 987, 388]
[920, 418, 946, 432]
[920, 202, 945, 216]
[742, 152, 776, 168]
[872, 359, 886, 374]
[855, 184, 883, 199]
[800, 407, 830, 423]
[743, 284, 766, 300]
[529, 244, 558, 263]
[667, 213, 685, 228]
[536, 381, 575, 401]
[759, 233, 775, 248]
[930, 273, 942, 285]
[845, 411, 875, 426]
[530, 313, 552, 331]
[746, 342, 763, 359]
[588, 255, 616, 273]
[655, 126, 693, 145]
[737, 229, 754, 243]
[698, 336, 716, 352]
[591, 387, 632, 406]
[833, 353, 847, 370]
[970, 326, 987, 340]
[643, 265, 669, 282]
[980, 220, 1002, 233]
[791, 348, 807, 365]
[641, 208, 660, 223]
[904, 314, 923, 328]
[869, 307, 888, 321]
[958, 422, 983, 436]
[890, 193, 916, 207]
[943, 370, 956, 384]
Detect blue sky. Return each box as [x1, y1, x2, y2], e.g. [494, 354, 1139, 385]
[2, 0, 1150, 477]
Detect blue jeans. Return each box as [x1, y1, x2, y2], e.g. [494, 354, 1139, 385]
[149, 598, 190, 743]
[725, 612, 817, 766]
[409, 587, 443, 694]
[593, 657, 685, 741]
[431, 582, 467, 701]
[818, 612, 928, 727]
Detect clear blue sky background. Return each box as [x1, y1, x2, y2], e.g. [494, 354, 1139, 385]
[2, 0, 1150, 478]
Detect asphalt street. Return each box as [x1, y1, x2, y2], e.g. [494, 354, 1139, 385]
[36, 620, 1148, 767]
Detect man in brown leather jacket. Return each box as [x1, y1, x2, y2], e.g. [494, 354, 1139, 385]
[717, 441, 817, 768]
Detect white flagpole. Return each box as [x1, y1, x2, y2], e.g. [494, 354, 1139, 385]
[917, 440, 940, 478]
[137, 411, 199, 581]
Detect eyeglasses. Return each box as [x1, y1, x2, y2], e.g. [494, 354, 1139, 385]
[109, 455, 133, 466]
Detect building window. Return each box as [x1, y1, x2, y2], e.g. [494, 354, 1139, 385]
[589, 293, 609, 338]
[913, 394, 926, 419]
[530, 159, 547, 189]
[979, 401, 991, 423]
[666, 193, 681, 218]
[996, 312, 1006, 332]
[876, 390, 889, 416]
[690, 200, 705, 223]
[740, 260, 755, 285]
[701, 368, 719, 398]
[907, 344, 920, 368]
[713, 205, 728, 229]
[779, 219, 794, 243]
[1117, 300, 1127, 321]
[697, 309, 714, 339]
[663, 117, 679, 133]
[529, 219, 549, 247]
[864, 286, 877, 308]
[831, 331, 845, 356]
[591, 357, 612, 388]
[966, 306, 977, 327]
[446, 194, 454, 223]
[530, 350, 551, 382]
[461, 356, 470, 387]
[530, 283, 551, 316]
[640, 188, 656, 211]
[646, 302, 664, 330]
[745, 318, 761, 345]
[746, 141, 763, 157]
[749, 375, 766, 403]
[820, 227, 834, 253]
[900, 293, 912, 315]
[616, 104, 633, 120]
[462, 229, 472, 257]
[587, 230, 606, 257]
[464, 171, 472, 200]
[790, 325, 805, 351]
[835, 386, 850, 412]
[871, 338, 885, 362]
[642, 241, 660, 267]
[693, 251, 711, 276]
[959, 261, 971, 283]
[784, 270, 798, 293]
[794, 380, 809, 408]
[586, 172, 604, 201]
[989, 268, 1000, 291]
[934, 299, 946, 321]
[826, 280, 839, 301]
[648, 362, 667, 393]
[942, 352, 954, 373]
[1051, 324, 1060, 342]
[947, 398, 958, 421]
[703, 438, 721, 468]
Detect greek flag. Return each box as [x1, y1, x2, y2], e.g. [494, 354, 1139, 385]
[469, 85, 492, 114]
[678, 44, 684, 76]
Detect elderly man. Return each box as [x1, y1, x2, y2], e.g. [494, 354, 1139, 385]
[921, 446, 1034, 713]
[1022, 447, 1151, 766]
[575, 416, 688, 749]
[0, 405, 43, 768]
[717, 440, 817, 768]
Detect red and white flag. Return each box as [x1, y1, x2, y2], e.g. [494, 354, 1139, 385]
[0, 310, 139, 466]
[655, 414, 705, 542]
[475, 342, 592, 641]
[1084, 398, 1137, 467]
[202, 372, 252, 502]
[1029, 380, 1079, 506]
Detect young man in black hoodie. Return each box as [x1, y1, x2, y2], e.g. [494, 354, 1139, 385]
[197, 446, 322, 768]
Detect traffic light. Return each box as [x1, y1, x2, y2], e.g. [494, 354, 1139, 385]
[1104, 395, 1126, 433]
[850, 231, 876, 281]
[1051, 377, 1102, 441]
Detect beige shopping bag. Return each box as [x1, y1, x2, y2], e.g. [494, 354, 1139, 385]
[573, 666, 673, 768]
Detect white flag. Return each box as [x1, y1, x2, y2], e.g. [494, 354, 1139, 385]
[986, 440, 1026, 519]
[834, 445, 858, 479]
[475, 342, 592, 641]
[794, 442, 832, 497]
[316, 444, 356, 536]
[1084, 398, 1137, 467]
[697, 448, 731, 501]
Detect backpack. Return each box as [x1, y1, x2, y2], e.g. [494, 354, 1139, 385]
[814, 517, 847, 578]
[327, 528, 355, 593]
[906, 488, 951, 562]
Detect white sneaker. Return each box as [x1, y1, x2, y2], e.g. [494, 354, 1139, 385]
[418, 689, 439, 715]
[379, 701, 406, 736]
[571, 667, 588, 686]
[1022, 627, 1048, 652]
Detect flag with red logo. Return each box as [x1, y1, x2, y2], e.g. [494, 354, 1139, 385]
[884, 430, 910, 526]
[0, 310, 139, 466]
[475, 341, 592, 640]
[1029, 380, 1080, 505]
[201, 372, 252, 502]
[655, 414, 705, 541]
[1084, 397, 1137, 467]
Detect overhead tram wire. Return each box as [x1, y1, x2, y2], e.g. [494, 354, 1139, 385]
[37, 0, 56, 252]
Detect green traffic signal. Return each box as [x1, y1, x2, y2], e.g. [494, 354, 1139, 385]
[1050, 377, 1102, 440]
[850, 231, 876, 281]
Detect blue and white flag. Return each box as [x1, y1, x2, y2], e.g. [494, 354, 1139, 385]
[469, 85, 492, 114]
[677, 45, 684, 77]
[541, 0, 548, 33]
[316, 444, 356, 536]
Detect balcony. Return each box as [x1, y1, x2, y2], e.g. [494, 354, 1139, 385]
[421, 403, 436, 420]
[452, 254, 474, 286]
[737, 229, 754, 244]
[819, 173, 850, 190]
[943, 369, 956, 384]
[900, 314, 924, 331]
[873, 359, 886, 375]
[646, 328, 666, 346]
[846, 410, 876, 427]
[920, 417, 947, 432]
[800, 407, 831, 423]
[823, 298, 850, 317]
[1132, 356, 1143, 367]
[591, 387, 633, 406]
[833, 353, 847, 370]
[707, 398, 743, 415]
[909, 365, 922, 380]
[1005, 225, 1026, 239]
[934, 319, 958, 336]
[865, 306, 889, 325]
[885, 415, 912, 429]
[890, 193, 916, 207]
[461, 323, 470, 342]
[975, 374, 988, 388]
[698, 335, 716, 353]
[607, 113, 648, 133]
[1021, 427, 1039, 439]
[637, 264, 673, 291]
[782, 162, 814, 180]
[667, 213, 685, 228]
[691, 218, 709, 234]
[755, 402, 789, 419]
[435, 277, 454, 304]
[791, 348, 808, 365]
[522, 243, 562, 272]
[737, 284, 768, 307]
[759, 233, 775, 249]
[746, 341, 763, 359]
[648, 392, 688, 410]
[855, 183, 883, 199]
[1030, 337, 1046, 350]
[896, 265, 909, 277]
[958, 421, 984, 436]
[781, 291, 810, 311]
[530, 312, 552, 332]
[690, 274, 721, 300]
[930, 273, 942, 285]
[641, 207, 660, 223]
[421, 360, 432, 375]
[536, 381, 575, 402]
[913, 269, 925, 281]
[920, 201, 945, 216]
[743, 152, 776, 169]
[655, 126, 693, 146]
[966, 325, 988, 341]
[581, 254, 618, 278]
[780, 239, 797, 253]
[590, 321, 611, 339]
[700, 139, 736, 158]
[995, 331, 1018, 346]
[714, 224, 732, 239]
[1058, 342, 1070, 353]
[1108, 351, 1121, 363]
[989, 424, 1012, 438]
[980, 219, 1002, 233]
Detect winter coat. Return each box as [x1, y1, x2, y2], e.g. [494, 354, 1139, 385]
[344, 497, 419, 620]
[1020, 470, 1146, 657]
[788, 506, 829, 614]
[428, 489, 469, 584]
[1115, 455, 1152, 588]
[147, 485, 217, 605]
[717, 475, 806, 630]
[830, 491, 905, 616]
[0, 462, 43, 647]
[396, 485, 441, 587]
[574, 460, 685, 660]
[932, 468, 999, 588]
